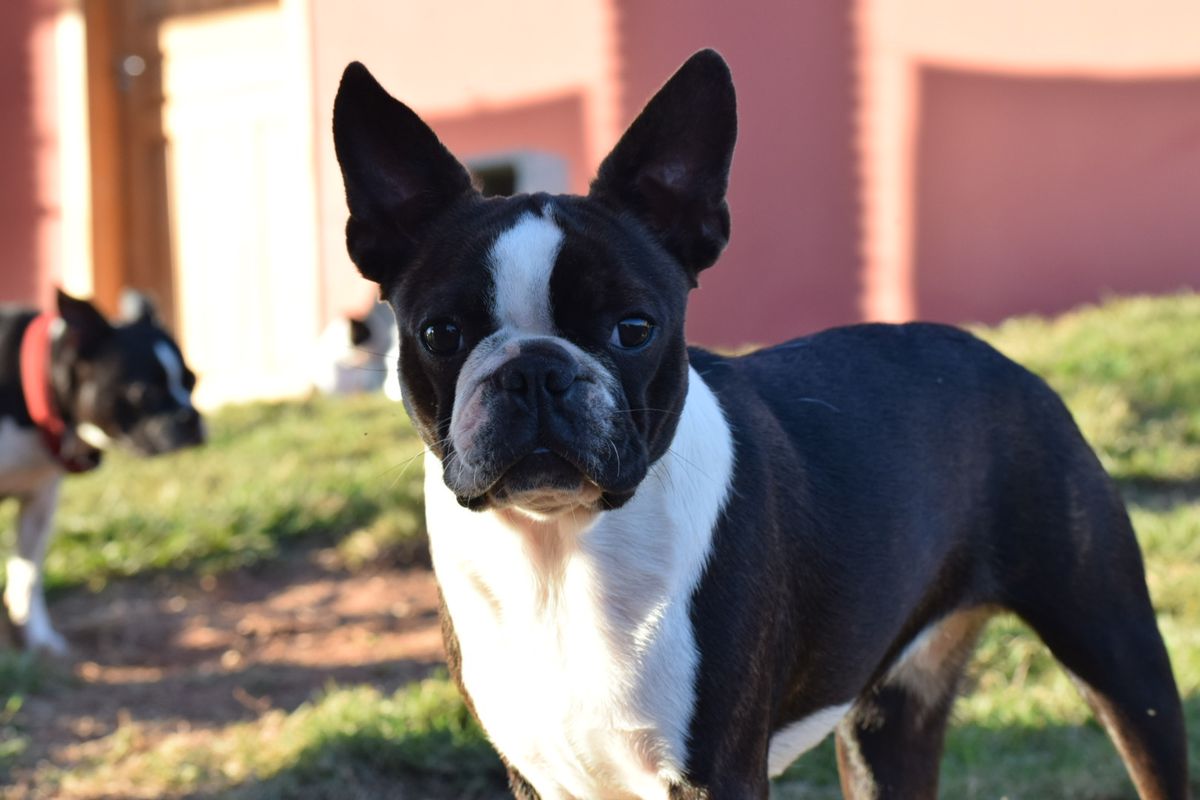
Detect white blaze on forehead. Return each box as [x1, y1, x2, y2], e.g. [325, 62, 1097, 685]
[154, 340, 193, 408]
[487, 211, 564, 334]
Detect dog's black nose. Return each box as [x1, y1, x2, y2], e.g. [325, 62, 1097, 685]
[496, 344, 580, 401]
[175, 406, 206, 445]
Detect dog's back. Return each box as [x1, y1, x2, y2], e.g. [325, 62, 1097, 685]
[686, 324, 1185, 796]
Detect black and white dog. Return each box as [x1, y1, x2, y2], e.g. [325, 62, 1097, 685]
[332, 51, 1188, 799]
[0, 290, 204, 654]
[311, 301, 401, 399]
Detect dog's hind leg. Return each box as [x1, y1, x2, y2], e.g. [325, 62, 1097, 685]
[834, 609, 989, 800]
[4, 478, 67, 655]
[1010, 503, 1189, 800]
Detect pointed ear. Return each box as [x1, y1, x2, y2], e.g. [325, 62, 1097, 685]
[589, 49, 737, 284]
[333, 62, 476, 287]
[119, 288, 158, 325]
[56, 289, 113, 352]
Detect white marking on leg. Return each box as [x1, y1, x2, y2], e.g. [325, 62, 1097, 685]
[488, 209, 564, 335]
[5, 479, 67, 655]
[885, 608, 991, 706]
[4, 557, 39, 626]
[767, 703, 853, 777]
[153, 340, 193, 408]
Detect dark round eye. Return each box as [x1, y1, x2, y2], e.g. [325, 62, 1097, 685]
[421, 321, 463, 355]
[611, 318, 655, 350]
[125, 383, 162, 407]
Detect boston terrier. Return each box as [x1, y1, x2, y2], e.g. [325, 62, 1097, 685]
[0, 290, 204, 655]
[332, 51, 1188, 799]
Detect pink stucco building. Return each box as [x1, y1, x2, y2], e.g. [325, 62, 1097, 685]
[3, 0, 1198, 404]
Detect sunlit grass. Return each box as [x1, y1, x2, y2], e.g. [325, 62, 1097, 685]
[981, 292, 1200, 484]
[34, 675, 505, 799]
[775, 293, 1200, 797]
[0, 393, 427, 594]
[2, 293, 1197, 797]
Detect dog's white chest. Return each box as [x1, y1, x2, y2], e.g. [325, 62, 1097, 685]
[436, 524, 685, 799]
[424, 368, 735, 799]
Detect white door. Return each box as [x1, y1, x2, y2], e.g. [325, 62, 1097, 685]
[160, 3, 318, 406]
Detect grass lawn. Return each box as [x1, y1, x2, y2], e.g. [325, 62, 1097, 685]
[2, 292, 1198, 798]
[0, 393, 428, 593]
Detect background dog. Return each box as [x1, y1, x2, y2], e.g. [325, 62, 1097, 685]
[0, 290, 204, 654]
[310, 300, 401, 399]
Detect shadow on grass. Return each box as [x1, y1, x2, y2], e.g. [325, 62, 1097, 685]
[1119, 477, 1200, 509]
[197, 728, 508, 800]
[777, 692, 1200, 800]
[0, 650, 44, 782]
[186, 690, 1200, 800]
[178, 676, 510, 800]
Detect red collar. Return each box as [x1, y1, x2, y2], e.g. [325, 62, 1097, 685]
[19, 313, 100, 474]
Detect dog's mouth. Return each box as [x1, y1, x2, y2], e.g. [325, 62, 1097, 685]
[466, 449, 600, 512]
[123, 413, 207, 457]
[455, 447, 606, 515]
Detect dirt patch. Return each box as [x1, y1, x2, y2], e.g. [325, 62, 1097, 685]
[4, 548, 447, 796]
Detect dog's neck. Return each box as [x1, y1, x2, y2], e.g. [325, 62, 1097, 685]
[421, 366, 737, 796]
[20, 314, 102, 473]
[424, 366, 736, 600]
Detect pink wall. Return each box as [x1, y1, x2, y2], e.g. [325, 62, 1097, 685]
[309, 1, 1200, 348]
[913, 68, 1200, 324]
[428, 93, 590, 194]
[0, 0, 55, 307]
[307, 0, 617, 323]
[614, 0, 861, 348]
[862, 0, 1200, 328]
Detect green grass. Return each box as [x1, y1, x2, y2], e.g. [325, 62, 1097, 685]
[980, 292, 1200, 485]
[0, 652, 43, 781]
[37, 675, 506, 799]
[774, 293, 1200, 797]
[3, 293, 1199, 797]
[0, 393, 427, 594]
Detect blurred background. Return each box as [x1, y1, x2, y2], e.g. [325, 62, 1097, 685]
[1, 2, 1198, 798]
[4, 0, 1199, 406]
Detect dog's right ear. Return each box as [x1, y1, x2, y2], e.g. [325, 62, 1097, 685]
[333, 62, 475, 287]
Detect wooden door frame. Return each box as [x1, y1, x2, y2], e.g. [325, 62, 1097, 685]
[83, 0, 177, 328]
[83, 0, 127, 319]
[83, 0, 272, 326]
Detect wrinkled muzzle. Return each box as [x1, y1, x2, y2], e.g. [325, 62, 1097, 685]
[444, 337, 647, 513]
[125, 406, 206, 456]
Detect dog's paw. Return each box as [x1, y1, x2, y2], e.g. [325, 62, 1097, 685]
[22, 623, 71, 658]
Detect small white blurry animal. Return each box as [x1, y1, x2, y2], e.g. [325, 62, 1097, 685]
[311, 301, 401, 400]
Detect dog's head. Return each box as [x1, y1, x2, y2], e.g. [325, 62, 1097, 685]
[333, 50, 736, 517]
[53, 290, 205, 456]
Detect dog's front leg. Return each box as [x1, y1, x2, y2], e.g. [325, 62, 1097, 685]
[670, 776, 771, 800]
[506, 767, 541, 800]
[4, 477, 67, 655]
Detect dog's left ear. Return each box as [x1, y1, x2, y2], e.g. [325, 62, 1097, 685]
[589, 49, 737, 284]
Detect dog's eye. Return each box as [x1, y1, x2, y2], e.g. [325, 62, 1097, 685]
[125, 383, 161, 407]
[421, 321, 463, 355]
[611, 318, 655, 350]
